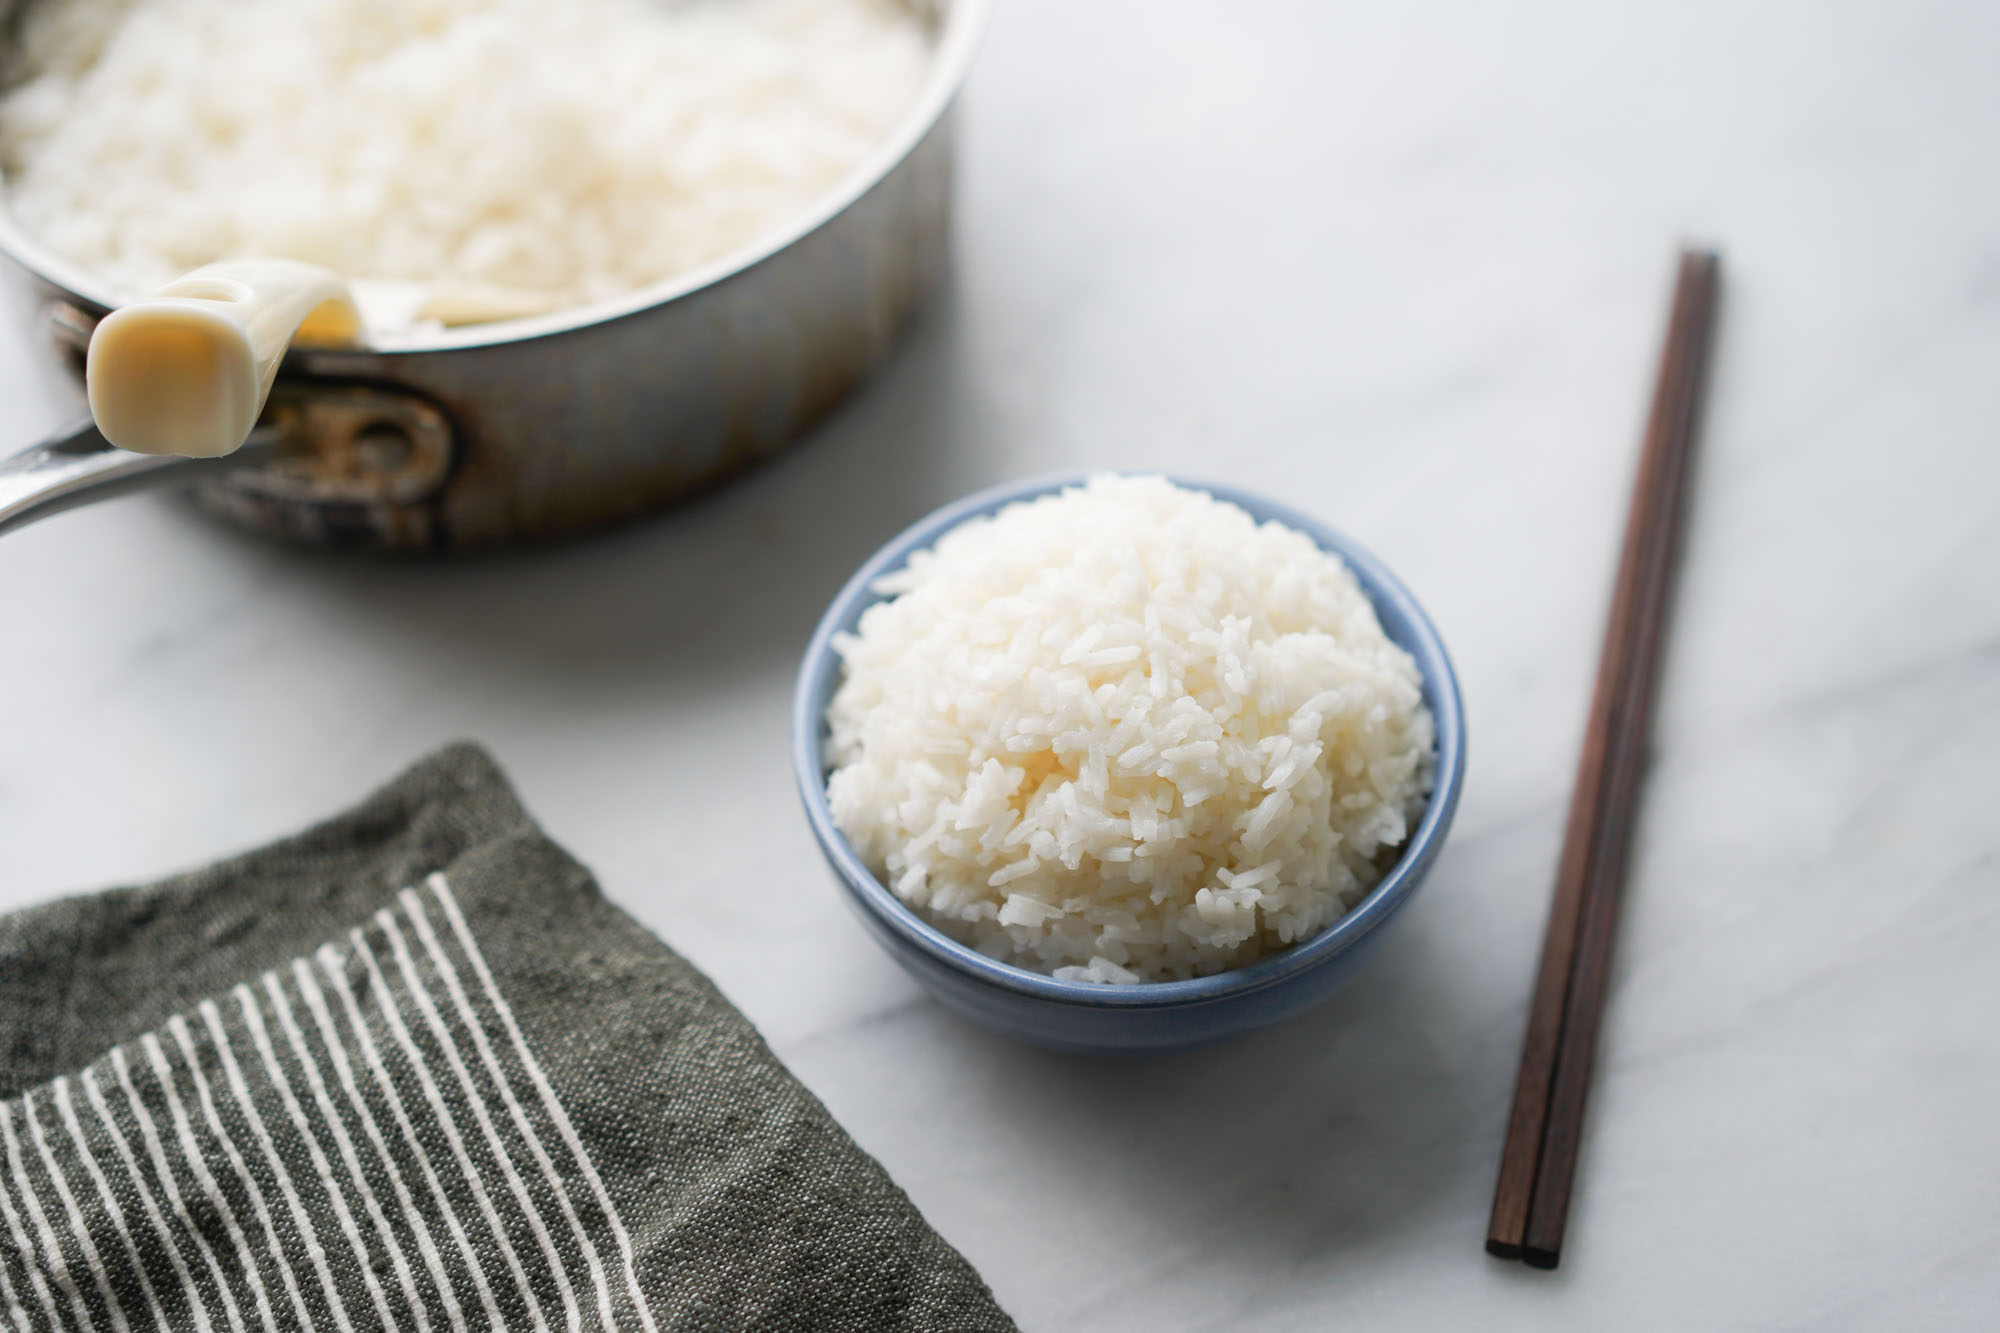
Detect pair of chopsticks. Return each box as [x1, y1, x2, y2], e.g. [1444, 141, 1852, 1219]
[1486, 249, 1721, 1269]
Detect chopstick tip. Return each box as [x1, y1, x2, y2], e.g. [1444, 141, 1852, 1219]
[1522, 1245, 1562, 1271]
[1677, 244, 1722, 279]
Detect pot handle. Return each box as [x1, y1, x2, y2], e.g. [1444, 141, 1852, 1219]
[0, 383, 456, 539]
[86, 258, 360, 459]
[0, 416, 291, 539]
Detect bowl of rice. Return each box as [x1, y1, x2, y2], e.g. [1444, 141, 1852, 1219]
[792, 473, 1467, 1053]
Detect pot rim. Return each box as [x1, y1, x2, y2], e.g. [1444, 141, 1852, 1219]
[0, 0, 989, 356]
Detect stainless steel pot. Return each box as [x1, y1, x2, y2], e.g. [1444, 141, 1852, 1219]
[0, 0, 984, 551]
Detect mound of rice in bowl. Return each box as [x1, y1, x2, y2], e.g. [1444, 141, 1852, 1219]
[824, 475, 1436, 983]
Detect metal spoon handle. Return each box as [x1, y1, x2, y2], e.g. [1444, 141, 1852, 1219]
[0, 417, 287, 538]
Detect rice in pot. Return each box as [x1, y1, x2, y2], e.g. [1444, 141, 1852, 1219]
[825, 475, 1436, 984]
[0, 0, 933, 323]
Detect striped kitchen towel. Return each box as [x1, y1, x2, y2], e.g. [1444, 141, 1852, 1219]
[0, 744, 1013, 1332]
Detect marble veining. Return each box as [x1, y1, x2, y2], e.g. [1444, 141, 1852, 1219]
[4, 1, 1997, 1328]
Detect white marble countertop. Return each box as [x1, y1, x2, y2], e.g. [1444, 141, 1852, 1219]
[5, 1, 1997, 1327]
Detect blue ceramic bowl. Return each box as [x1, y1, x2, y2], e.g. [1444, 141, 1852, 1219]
[792, 474, 1467, 1054]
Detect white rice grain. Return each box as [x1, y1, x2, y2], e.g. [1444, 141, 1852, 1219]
[0, 0, 932, 322]
[826, 475, 1436, 983]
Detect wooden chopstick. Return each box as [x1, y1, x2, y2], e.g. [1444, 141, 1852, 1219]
[1487, 249, 1721, 1268]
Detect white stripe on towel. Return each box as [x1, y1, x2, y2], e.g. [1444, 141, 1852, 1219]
[110, 1047, 262, 1333]
[400, 887, 622, 1331]
[345, 931, 551, 1333]
[0, 1099, 99, 1333]
[373, 910, 581, 1333]
[0, 1099, 64, 1333]
[195, 1001, 356, 1333]
[233, 986, 397, 1332]
[0, 1185, 34, 1333]
[78, 1065, 233, 1333]
[158, 1021, 315, 1333]
[261, 972, 434, 1333]
[20, 1090, 134, 1333]
[51, 1078, 168, 1333]
[303, 953, 492, 1331]
[430, 874, 660, 1333]
[1, 879, 655, 1333]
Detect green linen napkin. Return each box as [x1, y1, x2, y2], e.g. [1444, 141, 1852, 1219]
[0, 744, 1014, 1332]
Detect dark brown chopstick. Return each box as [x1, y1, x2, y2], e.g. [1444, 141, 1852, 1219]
[1487, 249, 1721, 1268]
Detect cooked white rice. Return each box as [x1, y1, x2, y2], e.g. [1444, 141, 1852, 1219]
[825, 475, 1436, 984]
[0, 0, 932, 325]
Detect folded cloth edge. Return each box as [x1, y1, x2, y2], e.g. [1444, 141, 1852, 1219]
[0, 742, 528, 1094]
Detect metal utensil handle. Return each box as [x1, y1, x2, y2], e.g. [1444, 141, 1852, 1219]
[0, 383, 455, 540]
[0, 417, 290, 538]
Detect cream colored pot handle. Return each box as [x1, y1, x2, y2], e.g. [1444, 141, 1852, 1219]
[85, 258, 361, 458]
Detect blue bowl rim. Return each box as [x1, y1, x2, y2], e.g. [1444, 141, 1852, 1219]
[791, 471, 1468, 1012]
